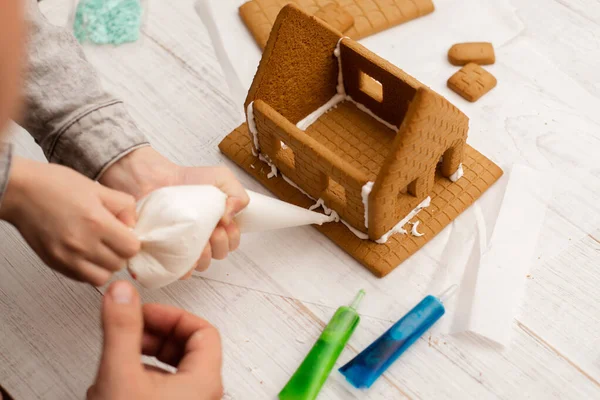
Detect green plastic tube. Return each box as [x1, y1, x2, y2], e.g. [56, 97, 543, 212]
[279, 290, 365, 400]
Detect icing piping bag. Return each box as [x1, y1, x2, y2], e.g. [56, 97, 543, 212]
[128, 186, 336, 289]
[339, 285, 458, 389]
[279, 290, 365, 400]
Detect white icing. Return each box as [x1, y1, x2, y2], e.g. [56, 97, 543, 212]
[282, 174, 315, 200]
[410, 221, 425, 237]
[449, 163, 464, 182]
[294, 95, 398, 132]
[281, 141, 288, 149]
[334, 38, 346, 95]
[348, 96, 399, 131]
[361, 181, 374, 228]
[258, 153, 278, 179]
[341, 219, 369, 240]
[375, 196, 431, 244]
[247, 102, 259, 152]
[296, 93, 346, 131]
[310, 198, 369, 240]
[309, 198, 326, 212]
[310, 199, 338, 221]
[311, 199, 339, 224]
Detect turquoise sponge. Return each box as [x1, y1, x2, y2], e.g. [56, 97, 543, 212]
[73, 0, 143, 45]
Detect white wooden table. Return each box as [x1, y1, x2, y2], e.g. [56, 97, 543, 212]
[1, 0, 600, 399]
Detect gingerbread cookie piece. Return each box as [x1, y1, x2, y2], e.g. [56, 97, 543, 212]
[314, 3, 354, 33]
[448, 42, 495, 66]
[239, 0, 435, 49]
[447, 63, 497, 102]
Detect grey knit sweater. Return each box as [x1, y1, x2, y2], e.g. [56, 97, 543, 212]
[0, 0, 149, 201]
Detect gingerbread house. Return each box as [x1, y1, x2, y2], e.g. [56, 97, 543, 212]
[220, 5, 502, 277]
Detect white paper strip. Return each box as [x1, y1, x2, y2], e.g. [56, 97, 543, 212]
[467, 165, 552, 346]
[194, 0, 260, 108]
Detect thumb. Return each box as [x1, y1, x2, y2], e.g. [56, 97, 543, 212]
[98, 281, 144, 380]
[99, 187, 138, 228]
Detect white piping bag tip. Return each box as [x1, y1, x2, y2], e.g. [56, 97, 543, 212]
[234, 190, 337, 233]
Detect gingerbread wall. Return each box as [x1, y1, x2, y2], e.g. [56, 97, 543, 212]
[245, 5, 342, 125]
[253, 100, 369, 229]
[340, 40, 422, 129]
[368, 88, 469, 239]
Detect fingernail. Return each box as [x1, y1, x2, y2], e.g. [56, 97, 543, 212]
[111, 281, 133, 304]
[227, 210, 237, 222]
[190, 331, 204, 343]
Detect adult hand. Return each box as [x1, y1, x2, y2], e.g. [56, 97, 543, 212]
[88, 281, 223, 400]
[100, 147, 249, 275]
[0, 157, 140, 286]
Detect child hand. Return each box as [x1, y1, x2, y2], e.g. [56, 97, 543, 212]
[88, 281, 223, 400]
[0, 158, 140, 286]
[100, 147, 250, 276]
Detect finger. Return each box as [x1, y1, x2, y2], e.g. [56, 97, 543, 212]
[141, 304, 216, 367]
[98, 281, 144, 380]
[75, 259, 113, 287]
[99, 188, 138, 228]
[31, 243, 92, 284]
[86, 384, 97, 400]
[99, 209, 141, 259]
[221, 197, 244, 226]
[194, 244, 212, 272]
[87, 244, 126, 272]
[142, 331, 162, 354]
[224, 222, 240, 252]
[209, 226, 229, 260]
[212, 167, 249, 223]
[180, 269, 193, 280]
[177, 323, 223, 389]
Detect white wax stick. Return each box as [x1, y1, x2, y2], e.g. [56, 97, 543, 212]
[467, 165, 552, 346]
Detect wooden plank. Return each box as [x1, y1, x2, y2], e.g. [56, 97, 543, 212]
[0, 226, 102, 400]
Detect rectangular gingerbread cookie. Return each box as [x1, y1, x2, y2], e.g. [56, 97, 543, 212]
[448, 42, 495, 66]
[239, 0, 435, 49]
[313, 3, 354, 33]
[447, 63, 497, 102]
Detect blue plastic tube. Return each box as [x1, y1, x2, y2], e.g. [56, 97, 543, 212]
[339, 285, 457, 389]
